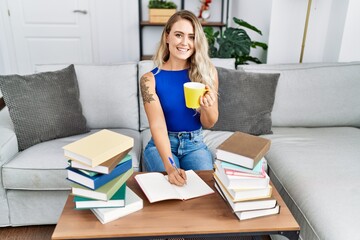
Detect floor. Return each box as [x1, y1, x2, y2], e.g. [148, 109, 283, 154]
[0, 225, 56, 240]
[0, 225, 272, 240]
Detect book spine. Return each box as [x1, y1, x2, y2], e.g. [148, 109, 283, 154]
[93, 160, 132, 189]
[105, 168, 134, 200]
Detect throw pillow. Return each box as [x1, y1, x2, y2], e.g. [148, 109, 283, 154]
[0, 64, 89, 151]
[212, 67, 280, 135]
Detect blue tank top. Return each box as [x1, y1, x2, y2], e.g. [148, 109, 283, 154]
[151, 68, 201, 132]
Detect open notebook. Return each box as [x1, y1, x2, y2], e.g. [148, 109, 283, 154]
[135, 170, 214, 203]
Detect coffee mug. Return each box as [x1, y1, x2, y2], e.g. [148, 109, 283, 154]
[183, 82, 207, 109]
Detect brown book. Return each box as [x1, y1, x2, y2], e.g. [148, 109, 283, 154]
[69, 151, 132, 174]
[216, 132, 270, 169]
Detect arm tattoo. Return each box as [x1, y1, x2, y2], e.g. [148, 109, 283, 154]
[140, 76, 155, 104]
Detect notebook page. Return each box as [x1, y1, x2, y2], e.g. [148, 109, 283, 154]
[135, 172, 181, 203]
[171, 170, 214, 200]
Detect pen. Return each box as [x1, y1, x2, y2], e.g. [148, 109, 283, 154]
[168, 157, 186, 184]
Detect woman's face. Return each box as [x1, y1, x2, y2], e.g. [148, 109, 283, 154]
[166, 19, 195, 61]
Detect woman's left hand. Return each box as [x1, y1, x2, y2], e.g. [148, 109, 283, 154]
[200, 86, 216, 109]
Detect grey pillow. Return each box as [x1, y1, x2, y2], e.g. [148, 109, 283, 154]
[213, 67, 279, 135]
[0, 64, 89, 151]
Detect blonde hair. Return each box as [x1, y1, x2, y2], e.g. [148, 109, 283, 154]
[153, 10, 216, 90]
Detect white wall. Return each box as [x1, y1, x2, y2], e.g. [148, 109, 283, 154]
[338, 0, 360, 61]
[267, 0, 359, 64]
[0, 0, 17, 73]
[322, 0, 348, 61]
[0, 0, 139, 74]
[91, 0, 139, 63]
[1, 0, 359, 74]
[302, 0, 333, 62]
[229, 0, 272, 63]
[266, 0, 308, 64]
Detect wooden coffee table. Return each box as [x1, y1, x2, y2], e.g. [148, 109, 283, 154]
[52, 171, 300, 239]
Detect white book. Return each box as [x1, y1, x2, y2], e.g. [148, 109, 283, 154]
[135, 170, 214, 203]
[214, 180, 276, 212]
[216, 184, 280, 221]
[91, 187, 143, 224]
[235, 205, 280, 220]
[213, 174, 272, 202]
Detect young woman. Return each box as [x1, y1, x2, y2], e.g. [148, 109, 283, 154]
[140, 10, 218, 186]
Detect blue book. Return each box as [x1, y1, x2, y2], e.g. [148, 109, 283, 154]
[69, 154, 132, 177]
[220, 158, 265, 175]
[67, 157, 132, 190]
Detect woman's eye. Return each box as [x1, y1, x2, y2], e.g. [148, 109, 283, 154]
[189, 36, 195, 40]
[175, 34, 182, 38]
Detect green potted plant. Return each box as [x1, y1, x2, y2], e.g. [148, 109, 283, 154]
[148, 0, 177, 23]
[204, 17, 268, 67]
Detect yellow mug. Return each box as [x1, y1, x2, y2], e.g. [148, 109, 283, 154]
[183, 82, 207, 109]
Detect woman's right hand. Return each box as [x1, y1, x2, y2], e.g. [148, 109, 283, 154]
[167, 168, 187, 186]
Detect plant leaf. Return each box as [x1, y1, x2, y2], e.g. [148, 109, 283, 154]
[251, 41, 268, 50]
[218, 41, 234, 58]
[222, 28, 251, 56]
[203, 27, 216, 46]
[208, 46, 218, 58]
[233, 17, 262, 35]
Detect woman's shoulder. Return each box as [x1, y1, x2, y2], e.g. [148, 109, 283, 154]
[140, 71, 156, 86]
[141, 71, 154, 79]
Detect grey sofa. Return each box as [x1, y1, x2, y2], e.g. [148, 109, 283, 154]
[1, 60, 359, 240]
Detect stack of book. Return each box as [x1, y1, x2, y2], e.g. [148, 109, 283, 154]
[214, 131, 280, 220]
[62, 129, 143, 224]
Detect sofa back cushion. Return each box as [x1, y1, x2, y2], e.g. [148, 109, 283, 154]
[138, 58, 236, 131]
[239, 62, 360, 127]
[36, 64, 139, 130]
[213, 67, 279, 135]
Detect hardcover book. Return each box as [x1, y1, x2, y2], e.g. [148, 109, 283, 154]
[215, 183, 280, 221]
[216, 131, 270, 169]
[234, 204, 280, 221]
[213, 174, 272, 202]
[215, 160, 266, 178]
[135, 170, 214, 203]
[74, 183, 126, 209]
[69, 154, 132, 175]
[63, 129, 133, 167]
[71, 168, 133, 201]
[220, 158, 265, 176]
[67, 157, 132, 190]
[214, 165, 270, 190]
[91, 186, 143, 224]
[214, 180, 276, 212]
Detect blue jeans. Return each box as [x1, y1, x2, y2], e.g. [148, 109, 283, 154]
[143, 128, 213, 172]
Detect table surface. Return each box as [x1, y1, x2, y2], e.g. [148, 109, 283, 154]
[52, 170, 300, 240]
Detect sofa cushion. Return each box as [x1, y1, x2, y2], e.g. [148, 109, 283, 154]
[2, 129, 142, 190]
[0, 65, 89, 151]
[264, 127, 360, 240]
[212, 67, 279, 135]
[239, 62, 360, 127]
[36, 63, 140, 130]
[138, 59, 236, 131]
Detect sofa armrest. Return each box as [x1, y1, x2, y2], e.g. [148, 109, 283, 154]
[0, 127, 18, 166]
[0, 106, 17, 226]
[0, 107, 18, 166]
